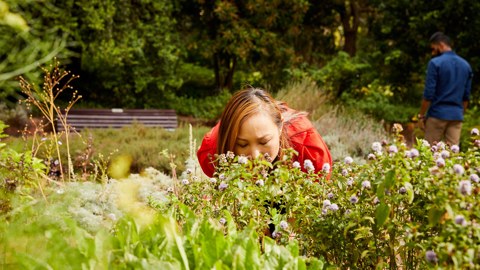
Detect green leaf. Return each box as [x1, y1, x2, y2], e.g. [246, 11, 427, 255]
[384, 169, 395, 190]
[375, 203, 390, 227]
[428, 207, 444, 226]
[404, 182, 414, 204]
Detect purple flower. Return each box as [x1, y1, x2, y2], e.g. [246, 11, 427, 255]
[323, 199, 331, 207]
[181, 179, 189, 185]
[475, 140, 480, 147]
[436, 157, 445, 167]
[226, 151, 235, 159]
[458, 180, 472, 195]
[322, 163, 331, 173]
[271, 231, 279, 239]
[470, 174, 479, 183]
[404, 150, 411, 158]
[410, 148, 420, 158]
[218, 182, 228, 191]
[388, 145, 398, 154]
[373, 197, 380, 204]
[350, 195, 359, 204]
[210, 178, 217, 184]
[219, 173, 226, 180]
[292, 161, 301, 168]
[425, 250, 438, 263]
[344, 156, 353, 164]
[347, 178, 354, 186]
[431, 145, 438, 152]
[341, 169, 348, 176]
[327, 192, 334, 199]
[219, 218, 226, 225]
[399, 187, 407, 194]
[362, 180, 371, 189]
[186, 168, 192, 174]
[255, 179, 264, 186]
[280, 220, 288, 230]
[372, 142, 382, 153]
[238, 156, 248, 164]
[453, 164, 465, 175]
[167, 187, 174, 193]
[367, 153, 376, 160]
[436, 141, 446, 150]
[451, 144, 460, 153]
[421, 139, 430, 147]
[304, 159, 315, 172]
[454, 215, 467, 226]
[329, 203, 339, 211]
[440, 150, 450, 159]
[471, 128, 480, 136]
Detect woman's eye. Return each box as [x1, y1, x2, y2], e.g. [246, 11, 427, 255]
[237, 143, 247, 148]
[260, 140, 270, 145]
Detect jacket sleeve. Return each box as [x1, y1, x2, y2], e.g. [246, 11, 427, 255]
[197, 123, 220, 177]
[287, 116, 332, 178]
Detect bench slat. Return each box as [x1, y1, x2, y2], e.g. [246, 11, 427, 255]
[57, 108, 178, 131]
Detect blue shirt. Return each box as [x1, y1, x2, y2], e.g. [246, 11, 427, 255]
[424, 51, 473, 121]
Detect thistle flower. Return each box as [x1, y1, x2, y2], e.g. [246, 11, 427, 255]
[344, 156, 353, 164]
[218, 182, 228, 191]
[373, 197, 380, 204]
[367, 153, 376, 160]
[458, 180, 472, 195]
[292, 161, 301, 168]
[327, 192, 334, 199]
[219, 218, 226, 225]
[186, 169, 192, 174]
[405, 150, 411, 158]
[219, 174, 226, 180]
[304, 159, 315, 172]
[399, 187, 407, 194]
[440, 150, 450, 159]
[453, 164, 465, 175]
[436, 141, 446, 150]
[341, 169, 348, 176]
[470, 174, 479, 183]
[350, 195, 359, 204]
[471, 128, 480, 136]
[431, 145, 438, 152]
[238, 156, 248, 165]
[451, 144, 460, 153]
[322, 163, 331, 173]
[372, 142, 382, 153]
[388, 145, 398, 154]
[280, 220, 288, 230]
[272, 231, 279, 239]
[329, 203, 339, 211]
[181, 179, 189, 185]
[454, 215, 467, 226]
[362, 180, 371, 189]
[425, 250, 438, 263]
[436, 157, 445, 167]
[255, 179, 264, 186]
[210, 178, 217, 184]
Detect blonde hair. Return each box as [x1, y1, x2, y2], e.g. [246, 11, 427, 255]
[217, 87, 301, 159]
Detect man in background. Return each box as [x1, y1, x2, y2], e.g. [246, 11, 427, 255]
[418, 32, 473, 146]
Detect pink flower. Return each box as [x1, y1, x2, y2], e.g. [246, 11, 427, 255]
[471, 128, 479, 136]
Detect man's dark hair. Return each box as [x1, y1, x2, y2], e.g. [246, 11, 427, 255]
[429, 32, 452, 47]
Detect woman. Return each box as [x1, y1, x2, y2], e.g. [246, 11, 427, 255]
[197, 87, 332, 177]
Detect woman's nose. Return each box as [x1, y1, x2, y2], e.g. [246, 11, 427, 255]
[250, 148, 261, 159]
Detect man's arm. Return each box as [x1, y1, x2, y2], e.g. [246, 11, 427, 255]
[419, 99, 431, 118]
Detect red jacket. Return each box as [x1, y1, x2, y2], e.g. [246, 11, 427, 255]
[197, 114, 332, 178]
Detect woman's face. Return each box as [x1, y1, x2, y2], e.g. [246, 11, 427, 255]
[234, 112, 281, 160]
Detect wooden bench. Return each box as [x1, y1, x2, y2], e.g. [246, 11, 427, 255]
[56, 108, 178, 131]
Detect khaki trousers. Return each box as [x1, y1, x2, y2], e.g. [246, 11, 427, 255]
[425, 117, 462, 146]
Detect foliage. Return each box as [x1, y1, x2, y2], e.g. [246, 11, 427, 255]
[167, 128, 480, 268]
[170, 90, 231, 121]
[0, 183, 325, 269]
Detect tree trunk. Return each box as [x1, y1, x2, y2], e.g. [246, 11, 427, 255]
[213, 53, 237, 92]
[339, 0, 360, 57]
